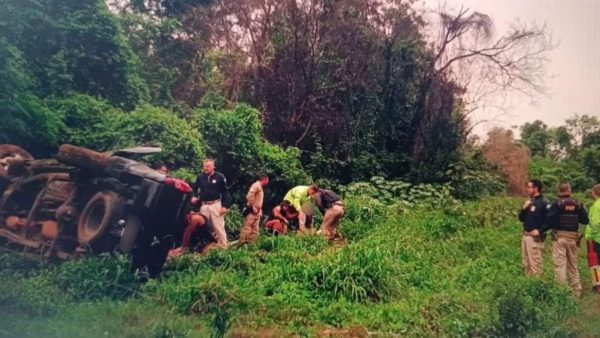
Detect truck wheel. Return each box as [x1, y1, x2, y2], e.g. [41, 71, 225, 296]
[78, 191, 124, 245]
[0, 144, 34, 163]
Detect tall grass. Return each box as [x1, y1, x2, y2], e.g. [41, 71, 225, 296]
[0, 196, 586, 337]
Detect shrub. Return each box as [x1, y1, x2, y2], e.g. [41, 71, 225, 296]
[196, 104, 309, 206]
[50, 95, 205, 170]
[49, 254, 141, 301]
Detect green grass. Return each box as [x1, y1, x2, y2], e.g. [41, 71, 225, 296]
[0, 196, 598, 337]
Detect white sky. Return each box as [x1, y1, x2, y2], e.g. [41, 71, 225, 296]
[419, 0, 600, 138]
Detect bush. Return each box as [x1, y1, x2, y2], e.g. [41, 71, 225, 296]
[529, 155, 594, 193]
[50, 94, 205, 170]
[341, 176, 457, 207]
[196, 104, 309, 206]
[49, 254, 141, 301]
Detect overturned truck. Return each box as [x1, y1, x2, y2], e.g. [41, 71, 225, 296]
[0, 144, 192, 277]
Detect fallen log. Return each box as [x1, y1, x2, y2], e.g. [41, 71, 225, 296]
[56, 144, 113, 173]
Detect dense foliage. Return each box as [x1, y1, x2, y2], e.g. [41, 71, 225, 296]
[520, 115, 600, 192]
[0, 0, 549, 186]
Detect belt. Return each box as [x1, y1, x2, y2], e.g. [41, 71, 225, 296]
[554, 230, 579, 240]
[202, 199, 220, 205]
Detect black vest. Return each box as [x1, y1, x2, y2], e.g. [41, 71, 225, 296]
[556, 198, 581, 232]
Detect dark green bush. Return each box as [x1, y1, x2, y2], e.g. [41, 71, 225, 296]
[196, 104, 309, 207]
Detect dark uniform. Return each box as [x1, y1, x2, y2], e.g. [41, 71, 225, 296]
[518, 195, 550, 277]
[194, 172, 230, 247]
[546, 197, 589, 297]
[194, 172, 231, 207]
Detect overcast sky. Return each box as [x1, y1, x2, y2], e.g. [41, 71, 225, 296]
[419, 0, 600, 138]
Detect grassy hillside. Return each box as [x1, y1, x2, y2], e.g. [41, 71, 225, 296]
[1, 196, 598, 337]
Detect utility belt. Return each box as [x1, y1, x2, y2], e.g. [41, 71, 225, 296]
[550, 230, 583, 246]
[202, 199, 220, 205]
[523, 230, 546, 243]
[329, 201, 345, 209]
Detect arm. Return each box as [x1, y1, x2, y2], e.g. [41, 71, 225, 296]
[272, 207, 288, 224]
[544, 203, 558, 232]
[314, 193, 325, 214]
[290, 191, 303, 212]
[579, 204, 590, 225]
[518, 208, 527, 222]
[194, 175, 201, 197]
[246, 185, 255, 205]
[540, 200, 551, 233]
[219, 174, 231, 208]
[246, 183, 260, 213]
[519, 199, 533, 222]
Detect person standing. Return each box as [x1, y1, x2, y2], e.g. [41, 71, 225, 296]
[518, 179, 550, 277]
[193, 159, 230, 248]
[240, 174, 269, 243]
[314, 188, 345, 241]
[546, 183, 589, 297]
[585, 184, 600, 294]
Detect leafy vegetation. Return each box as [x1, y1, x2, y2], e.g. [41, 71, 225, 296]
[2, 194, 596, 337]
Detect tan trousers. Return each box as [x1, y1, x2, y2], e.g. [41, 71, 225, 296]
[200, 201, 227, 248]
[322, 205, 344, 240]
[522, 234, 544, 277]
[552, 231, 582, 297]
[240, 212, 261, 243]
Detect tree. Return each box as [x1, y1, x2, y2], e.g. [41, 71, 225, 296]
[519, 120, 549, 157]
[0, 38, 63, 154]
[565, 114, 600, 146]
[482, 128, 530, 195]
[411, 6, 552, 172]
[580, 146, 600, 183]
[1, 0, 149, 109]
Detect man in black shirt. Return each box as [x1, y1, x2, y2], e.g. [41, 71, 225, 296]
[315, 188, 345, 241]
[193, 159, 230, 248]
[546, 183, 589, 297]
[518, 179, 550, 277]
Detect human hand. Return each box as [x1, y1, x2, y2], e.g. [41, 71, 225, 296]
[191, 197, 199, 205]
[220, 207, 228, 216]
[523, 200, 532, 209]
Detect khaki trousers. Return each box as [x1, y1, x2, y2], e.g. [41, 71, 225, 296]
[200, 201, 227, 248]
[322, 205, 344, 240]
[240, 212, 261, 243]
[522, 234, 544, 277]
[552, 231, 582, 297]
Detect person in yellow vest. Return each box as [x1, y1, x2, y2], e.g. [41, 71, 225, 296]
[240, 174, 269, 243]
[282, 184, 318, 232]
[585, 184, 600, 294]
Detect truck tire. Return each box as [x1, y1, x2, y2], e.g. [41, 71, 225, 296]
[0, 144, 34, 162]
[77, 191, 124, 245]
[0, 145, 34, 178]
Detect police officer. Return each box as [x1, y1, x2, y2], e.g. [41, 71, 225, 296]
[546, 183, 589, 297]
[314, 188, 345, 241]
[193, 159, 230, 248]
[518, 179, 550, 277]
